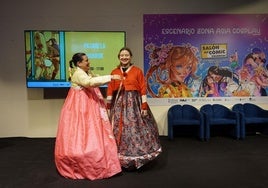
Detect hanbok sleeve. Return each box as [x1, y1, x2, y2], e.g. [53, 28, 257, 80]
[72, 68, 111, 87]
[136, 68, 148, 110]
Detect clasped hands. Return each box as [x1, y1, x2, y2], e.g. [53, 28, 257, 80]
[141, 110, 148, 117]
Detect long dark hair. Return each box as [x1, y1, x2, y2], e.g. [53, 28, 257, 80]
[207, 66, 239, 84]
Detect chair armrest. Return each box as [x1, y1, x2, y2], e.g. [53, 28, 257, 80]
[200, 111, 209, 120]
[168, 111, 174, 119]
[237, 111, 244, 118]
[259, 109, 268, 117]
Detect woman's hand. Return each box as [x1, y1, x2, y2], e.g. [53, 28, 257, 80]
[112, 74, 122, 80]
[141, 110, 148, 117]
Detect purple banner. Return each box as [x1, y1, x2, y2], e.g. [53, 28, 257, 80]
[144, 14, 268, 100]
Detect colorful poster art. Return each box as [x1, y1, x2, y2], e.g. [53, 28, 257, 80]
[143, 14, 268, 105]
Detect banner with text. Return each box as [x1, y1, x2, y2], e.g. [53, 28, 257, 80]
[143, 14, 268, 105]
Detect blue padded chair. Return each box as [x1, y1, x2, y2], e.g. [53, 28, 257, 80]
[200, 104, 240, 141]
[168, 104, 204, 141]
[232, 103, 268, 139]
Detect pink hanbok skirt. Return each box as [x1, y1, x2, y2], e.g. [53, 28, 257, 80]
[55, 87, 121, 180]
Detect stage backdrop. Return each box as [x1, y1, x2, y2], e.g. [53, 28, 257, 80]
[143, 14, 268, 106]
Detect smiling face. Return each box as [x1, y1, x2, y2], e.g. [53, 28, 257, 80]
[77, 55, 90, 72]
[118, 49, 132, 67]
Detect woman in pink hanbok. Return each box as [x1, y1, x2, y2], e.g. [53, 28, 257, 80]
[55, 52, 122, 180]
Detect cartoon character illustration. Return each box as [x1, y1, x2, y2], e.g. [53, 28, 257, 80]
[46, 38, 60, 79]
[240, 48, 268, 96]
[33, 31, 48, 80]
[146, 43, 199, 98]
[233, 65, 253, 97]
[199, 66, 239, 97]
[26, 31, 61, 80]
[200, 75, 220, 97]
[229, 50, 239, 70]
